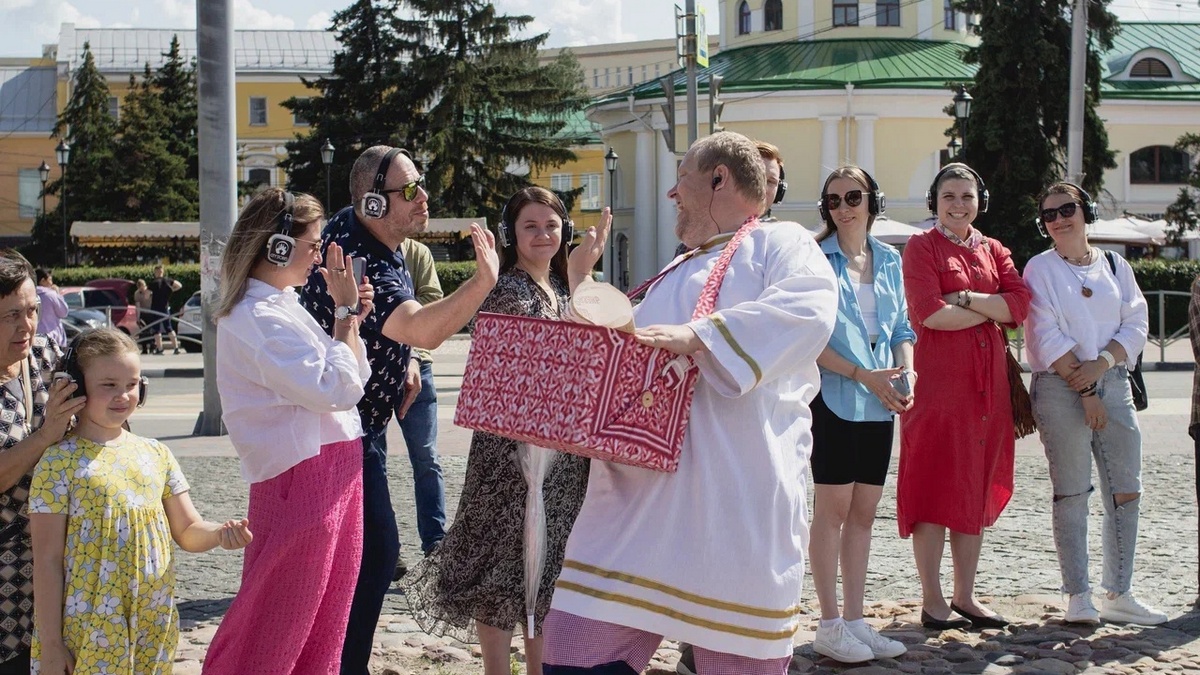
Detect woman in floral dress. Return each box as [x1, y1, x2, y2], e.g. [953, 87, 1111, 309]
[403, 187, 608, 675]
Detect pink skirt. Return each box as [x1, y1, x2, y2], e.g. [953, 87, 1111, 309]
[202, 438, 364, 675]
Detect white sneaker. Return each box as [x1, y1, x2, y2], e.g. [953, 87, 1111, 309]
[1099, 592, 1168, 625]
[1064, 592, 1100, 625]
[845, 620, 907, 658]
[813, 621, 873, 663]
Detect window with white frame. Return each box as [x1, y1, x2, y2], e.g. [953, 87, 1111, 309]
[1131, 58, 1172, 78]
[247, 167, 272, 188]
[765, 0, 783, 30]
[107, 96, 119, 121]
[943, 0, 957, 29]
[249, 97, 268, 126]
[737, 1, 752, 34]
[1130, 146, 1191, 184]
[293, 98, 310, 126]
[593, 69, 599, 88]
[18, 169, 41, 219]
[580, 173, 602, 210]
[550, 174, 573, 194]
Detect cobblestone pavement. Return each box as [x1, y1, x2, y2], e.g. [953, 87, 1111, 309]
[161, 341, 1200, 673]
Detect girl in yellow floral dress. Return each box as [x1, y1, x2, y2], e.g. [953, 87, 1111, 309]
[28, 328, 252, 675]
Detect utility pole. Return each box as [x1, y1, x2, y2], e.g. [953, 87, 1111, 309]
[1066, 0, 1087, 184]
[685, 0, 699, 146]
[194, 0, 236, 436]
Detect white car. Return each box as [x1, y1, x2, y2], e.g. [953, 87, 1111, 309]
[177, 291, 203, 352]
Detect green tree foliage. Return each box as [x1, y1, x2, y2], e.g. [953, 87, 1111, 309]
[150, 36, 199, 181]
[28, 43, 117, 264]
[282, 0, 589, 220]
[111, 66, 198, 222]
[953, 0, 1118, 265]
[1164, 133, 1200, 243]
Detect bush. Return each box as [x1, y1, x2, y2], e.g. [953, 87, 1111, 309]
[1129, 258, 1200, 337]
[436, 261, 476, 295]
[52, 264, 201, 305]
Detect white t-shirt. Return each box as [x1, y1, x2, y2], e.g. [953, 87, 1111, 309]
[1022, 249, 1148, 373]
[854, 281, 879, 343]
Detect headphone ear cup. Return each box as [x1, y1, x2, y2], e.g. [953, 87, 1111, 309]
[360, 193, 388, 219]
[1035, 217, 1049, 238]
[979, 189, 990, 213]
[497, 221, 512, 249]
[137, 376, 148, 408]
[1084, 201, 1098, 224]
[818, 200, 830, 225]
[265, 234, 296, 266]
[563, 219, 574, 246]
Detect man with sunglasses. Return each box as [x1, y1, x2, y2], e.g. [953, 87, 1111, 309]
[302, 144, 500, 675]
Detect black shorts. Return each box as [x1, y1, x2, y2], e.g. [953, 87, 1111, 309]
[810, 391, 895, 486]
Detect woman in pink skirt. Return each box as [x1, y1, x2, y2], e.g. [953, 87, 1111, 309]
[203, 188, 374, 674]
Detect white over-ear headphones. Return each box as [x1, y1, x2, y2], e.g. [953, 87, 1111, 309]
[359, 148, 405, 219]
[265, 190, 296, 266]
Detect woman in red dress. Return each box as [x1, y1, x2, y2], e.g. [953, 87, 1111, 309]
[899, 163, 1031, 631]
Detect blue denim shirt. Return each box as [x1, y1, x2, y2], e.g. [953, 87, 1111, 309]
[819, 234, 916, 421]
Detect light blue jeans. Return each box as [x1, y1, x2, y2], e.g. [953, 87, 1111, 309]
[1031, 367, 1143, 596]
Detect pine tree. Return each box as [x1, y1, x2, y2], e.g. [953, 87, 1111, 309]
[954, 0, 1118, 265]
[26, 43, 117, 264]
[150, 35, 199, 181]
[280, 0, 416, 210]
[112, 67, 198, 222]
[394, 0, 588, 218]
[282, 0, 588, 219]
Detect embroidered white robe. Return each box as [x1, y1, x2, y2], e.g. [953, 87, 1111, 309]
[551, 222, 838, 659]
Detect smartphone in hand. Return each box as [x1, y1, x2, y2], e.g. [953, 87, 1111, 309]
[351, 257, 367, 312]
[892, 371, 912, 397]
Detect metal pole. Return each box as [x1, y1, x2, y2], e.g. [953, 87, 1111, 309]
[326, 168, 332, 210]
[194, 0, 236, 436]
[40, 181, 46, 219]
[685, 0, 698, 146]
[1066, 0, 1087, 183]
[61, 170, 68, 265]
[608, 168, 617, 287]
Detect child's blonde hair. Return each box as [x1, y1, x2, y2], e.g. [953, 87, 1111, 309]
[72, 328, 139, 372]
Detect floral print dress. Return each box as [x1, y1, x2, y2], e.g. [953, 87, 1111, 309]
[29, 434, 190, 675]
[402, 269, 590, 641]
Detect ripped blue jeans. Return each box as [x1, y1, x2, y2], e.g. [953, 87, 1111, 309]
[1031, 367, 1142, 596]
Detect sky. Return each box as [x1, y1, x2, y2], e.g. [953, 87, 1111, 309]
[0, 0, 1197, 58]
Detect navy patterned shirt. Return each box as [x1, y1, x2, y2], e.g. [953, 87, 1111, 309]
[301, 206, 414, 433]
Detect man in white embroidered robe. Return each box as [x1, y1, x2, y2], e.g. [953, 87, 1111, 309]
[543, 132, 838, 674]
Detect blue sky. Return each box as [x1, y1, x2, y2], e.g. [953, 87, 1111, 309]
[0, 0, 1196, 58]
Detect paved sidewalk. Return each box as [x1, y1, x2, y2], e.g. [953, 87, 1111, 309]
[151, 340, 1200, 674]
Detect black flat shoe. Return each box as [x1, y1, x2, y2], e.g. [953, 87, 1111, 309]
[921, 609, 972, 630]
[950, 602, 1010, 629]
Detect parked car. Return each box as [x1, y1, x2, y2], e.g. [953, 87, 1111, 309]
[61, 284, 141, 338]
[176, 291, 203, 352]
[62, 308, 107, 343]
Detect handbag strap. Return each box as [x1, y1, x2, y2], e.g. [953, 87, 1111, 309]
[625, 216, 762, 321]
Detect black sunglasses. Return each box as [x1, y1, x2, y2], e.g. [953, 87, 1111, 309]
[822, 190, 863, 210]
[1039, 202, 1079, 224]
[380, 175, 426, 202]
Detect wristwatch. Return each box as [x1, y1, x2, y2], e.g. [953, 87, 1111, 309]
[334, 305, 361, 321]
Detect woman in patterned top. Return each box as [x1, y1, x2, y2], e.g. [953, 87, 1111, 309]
[403, 187, 609, 675]
[0, 250, 84, 675]
[29, 328, 252, 675]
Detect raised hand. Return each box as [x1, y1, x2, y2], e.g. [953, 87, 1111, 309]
[568, 206, 612, 291]
[469, 223, 499, 288]
[318, 242, 361, 309]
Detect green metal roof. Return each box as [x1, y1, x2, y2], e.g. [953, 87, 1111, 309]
[593, 22, 1200, 106]
[1101, 22, 1200, 100]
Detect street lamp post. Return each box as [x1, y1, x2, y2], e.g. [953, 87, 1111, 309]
[947, 137, 960, 161]
[37, 161, 50, 218]
[953, 84, 973, 154]
[55, 141, 71, 264]
[604, 147, 618, 286]
[321, 138, 335, 209]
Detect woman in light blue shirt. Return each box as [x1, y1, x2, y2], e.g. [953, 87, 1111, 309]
[809, 166, 916, 664]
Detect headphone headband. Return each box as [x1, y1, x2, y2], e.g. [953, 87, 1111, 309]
[372, 148, 403, 195]
[926, 163, 990, 214]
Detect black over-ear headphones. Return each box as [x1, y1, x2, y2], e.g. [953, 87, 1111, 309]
[497, 189, 574, 250]
[1034, 182, 1098, 237]
[774, 164, 788, 205]
[818, 168, 886, 224]
[58, 331, 148, 407]
[926, 163, 990, 214]
[265, 190, 296, 266]
[359, 148, 409, 219]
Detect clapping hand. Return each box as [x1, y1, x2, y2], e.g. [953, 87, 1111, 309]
[568, 206, 612, 291]
[470, 223, 500, 288]
[319, 242, 362, 310]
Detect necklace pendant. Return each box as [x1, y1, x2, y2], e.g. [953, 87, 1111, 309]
[1081, 286, 1093, 298]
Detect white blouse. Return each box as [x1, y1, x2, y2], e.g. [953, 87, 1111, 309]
[217, 279, 370, 483]
[853, 281, 880, 343]
[1022, 249, 1148, 373]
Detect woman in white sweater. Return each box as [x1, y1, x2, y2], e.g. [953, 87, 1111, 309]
[1022, 181, 1164, 627]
